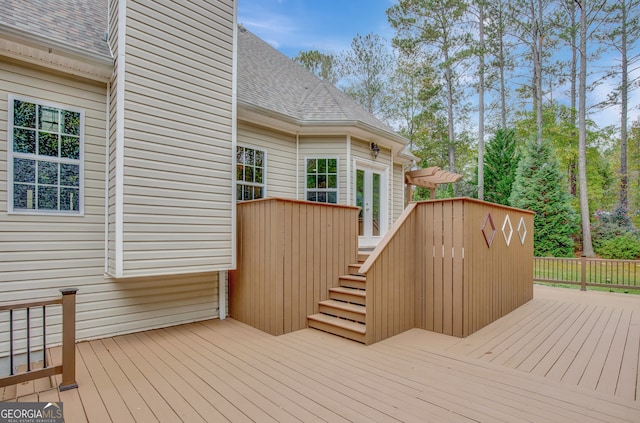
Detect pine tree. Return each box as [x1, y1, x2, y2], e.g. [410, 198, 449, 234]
[510, 140, 578, 257]
[484, 129, 520, 205]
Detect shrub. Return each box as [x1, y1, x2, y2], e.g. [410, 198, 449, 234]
[597, 233, 640, 260]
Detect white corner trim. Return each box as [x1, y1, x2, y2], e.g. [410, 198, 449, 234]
[114, 0, 127, 278]
[104, 82, 110, 274]
[296, 132, 300, 200]
[231, 0, 239, 269]
[346, 134, 351, 204]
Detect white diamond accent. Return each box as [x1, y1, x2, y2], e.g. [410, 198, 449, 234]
[518, 217, 527, 245]
[502, 214, 513, 246]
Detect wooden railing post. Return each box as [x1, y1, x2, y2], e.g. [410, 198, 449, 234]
[580, 256, 587, 291]
[59, 288, 78, 391]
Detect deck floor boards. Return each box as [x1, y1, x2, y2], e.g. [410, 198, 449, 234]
[2, 285, 640, 422]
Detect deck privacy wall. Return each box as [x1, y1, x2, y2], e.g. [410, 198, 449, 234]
[362, 198, 534, 344]
[230, 198, 359, 335]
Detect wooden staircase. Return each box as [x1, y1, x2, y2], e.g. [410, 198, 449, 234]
[307, 253, 369, 343]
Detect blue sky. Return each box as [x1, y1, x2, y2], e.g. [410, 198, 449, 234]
[238, 0, 395, 58]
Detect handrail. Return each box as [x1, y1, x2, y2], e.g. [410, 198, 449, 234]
[359, 202, 417, 274]
[0, 288, 78, 390]
[534, 256, 640, 291]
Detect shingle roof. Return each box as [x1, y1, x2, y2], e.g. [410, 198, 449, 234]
[0, 0, 110, 58]
[237, 26, 402, 139]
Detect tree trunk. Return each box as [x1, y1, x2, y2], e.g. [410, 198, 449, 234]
[499, 1, 507, 129]
[535, 0, 544, 145]
[620, 0, 629, 208]
[578, 0, 594, 256]
[570, 0, 578, 196]
[445, 50, 456, 174]
[478, 1, 486, 200]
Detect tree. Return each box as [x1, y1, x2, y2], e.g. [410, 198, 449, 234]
[484, 129, 520, 205]
[510, 139, 578, 257]
[577, 0, 595, 256]
[339, 33, 393, 118]
[388, 0, 471, 174]
[293, 50, 340, 84]
[598, 0, 640, 209]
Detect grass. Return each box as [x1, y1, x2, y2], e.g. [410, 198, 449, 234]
[534, 282, 640, 295]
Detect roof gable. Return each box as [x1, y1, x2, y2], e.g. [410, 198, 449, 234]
[237, 26, 405, 144]
[0, 0, 110, 58]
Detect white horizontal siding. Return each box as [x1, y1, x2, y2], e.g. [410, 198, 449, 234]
[107, 0, 235, 276]
[237, 122, 296, 199]
[393, 163, 405, 221]
[0, 61, 222, 363]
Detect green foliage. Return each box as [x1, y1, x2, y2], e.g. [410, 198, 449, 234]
[293, 50, 340, 84]
[597, 234, 640, 260]
[510, 139, 578, 257]
[484, 128, 520, 205]
[591, 204, 640, 259]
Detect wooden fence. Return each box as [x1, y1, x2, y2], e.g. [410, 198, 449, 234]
[0, 288, 78, 390]
[361, 198, 534, 344]
[535, 256, 640, 291]
[230, 198, 359, 335]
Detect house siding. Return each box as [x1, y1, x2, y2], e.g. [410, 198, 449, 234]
[237, 121, 297, 199]
[107, 0, 236, 277]
[393, 163, 405, 221]
[0, 61, 222, 361]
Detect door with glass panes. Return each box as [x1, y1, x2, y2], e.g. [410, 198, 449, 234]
[355, 163, 387, 246]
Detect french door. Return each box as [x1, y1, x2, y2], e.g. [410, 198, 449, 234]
[355, 163, 387, 247]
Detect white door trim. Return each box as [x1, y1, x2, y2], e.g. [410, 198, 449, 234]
[353, 158, 389, 247]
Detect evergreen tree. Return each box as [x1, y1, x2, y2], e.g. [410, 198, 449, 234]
[510, 140, 578, 257]
[484, 129, 520, 205]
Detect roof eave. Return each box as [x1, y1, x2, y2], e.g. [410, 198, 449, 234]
[0, 23, 113, 82]
[238, 101, 409, 155]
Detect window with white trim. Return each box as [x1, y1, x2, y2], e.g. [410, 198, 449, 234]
[306, 158, 338, 204]
[9, 97, 83, 214]
[236, 146, 265, 201]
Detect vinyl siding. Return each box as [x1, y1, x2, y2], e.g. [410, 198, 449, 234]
[298, 136, 348, 204]
[0, 62, 222, 363]
[393, 163, 405, 221]
[237, 121, 296, 199]
[107, 0, 236, 277]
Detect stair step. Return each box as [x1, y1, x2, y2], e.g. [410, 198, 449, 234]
[308, 313, 366, 343]
[348, 263, 365, 275]
[357, 253, 370, 263]
[318, 299, 366, 323]
[329, 286, 366, 305]
[339, 274, 366, 290]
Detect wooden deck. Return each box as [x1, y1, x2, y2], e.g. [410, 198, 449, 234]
[2, 285, 640, 422]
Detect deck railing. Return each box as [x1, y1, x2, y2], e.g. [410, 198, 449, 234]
[230, 198, 359, 335]
[0, 288, 78, 390]
[534, 256, 640, 291]
[361, 198, 534, 344]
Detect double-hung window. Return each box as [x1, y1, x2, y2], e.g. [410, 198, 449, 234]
[306, 158, 338, 204]
[9, 97, 83, 214]
[236, 146, 265, 201]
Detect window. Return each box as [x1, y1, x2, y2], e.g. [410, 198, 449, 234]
[9, 97, 83, 214]
[236, 146, 265, 201]
[306, 158, 338, 204]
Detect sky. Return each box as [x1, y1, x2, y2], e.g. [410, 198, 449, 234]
[238, 0, 395, 58]
[238, 0, 637, 132]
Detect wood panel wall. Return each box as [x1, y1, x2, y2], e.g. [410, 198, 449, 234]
[363, 204, 417, 345]
[230, 198, 359, 336]
[364, 198, 534, 344]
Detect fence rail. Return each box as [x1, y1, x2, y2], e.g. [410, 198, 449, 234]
[534, 257, 640, 291]
[0, 288, 78, 390]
